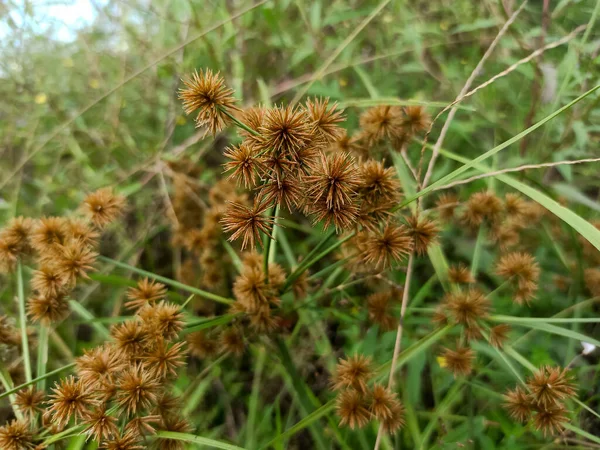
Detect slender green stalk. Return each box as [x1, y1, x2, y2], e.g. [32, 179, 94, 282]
[68, 300, 111, 339]
[36, 324, 49, 391]
[282, 230, 352, 293]
[98, 255, 234, 305]
[470, 226, 485, 278]
[263, 204, 279, 284]
[220, 107, 260, 136]
[268, 204, 281, 265]
[0, 362, 76, 400]
[17, 261, 32, 383]
[0, 369, 23, 420]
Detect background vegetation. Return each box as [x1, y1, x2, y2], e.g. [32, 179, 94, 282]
[1, 0, 600, 448]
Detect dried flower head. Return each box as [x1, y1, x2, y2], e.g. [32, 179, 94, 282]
[357, 159, 401, 208]
[232, 265, 275, 310]
[82, 188, 125, 228]
[223, 143, 264, 189]
[83, 404, 119, 442]
[401, 105, 430, 136]
[65, 218, 100, 247]
[405, 215, 439, 255]
[584, 268, 600, 297]
[221, 200, 274, 250]
[27, 292, 69, 324]
[117, 364, 162, 416]
[30, 265, 67, 297]
[258, 175, 303, 212]
[156, 416, 193, 450]
[332, 354, 373, 393]
[445, 288, 489, 328]
[144, 339, 187, 379]
[258, 105, 312, 156]
[448, 264, 475, 284]
[360, 223, 413, 270]
[461, 191, 503, 228]
[126, 278, 167, 311]
[239, 107, 265, 146]
[367, 290, 398, 331]
[503, 386, 532, 423]
[359, 105, 404, 144]
[144, 301, 185, 340]
[31, 217, 67, 253]
[527, 366, 575, 408]
[101, 429, 143, 450]
[495, 252, 540, 305]
[220, 326, 246, 357]
[367, 384, 398, 420]
[14, 387, 44, 418]
[532, 404, 568, 436]
[47, 375, 97, 429]
[504, 193, 527, 219]
[489, 324, 511, 348]
[187, 331, 218, 359]
[435, 193, 459, 222]
[76, 344, 124, 391]
[381, 397, 406, 433]
[305, 97, 345, 144]
[336, 389, 371, 429]
[305, 152, 360, 210]
[54, 239, 97, 285]
[112, 320, 150, 359]
[440, 345, 475, 377]
[0, 419, 36, 450]
[2, 216, 34, 255]
[179, 69, 239, 136]
[0, 235, 21, 273]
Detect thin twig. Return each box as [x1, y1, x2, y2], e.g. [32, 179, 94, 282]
[418, 1, 528, 191]
[373, 253, 415, 450]
[429, 157, 600, 192]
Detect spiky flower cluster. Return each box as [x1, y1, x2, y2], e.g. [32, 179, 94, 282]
[331, 355, 405, 433]
[504, 366, 576, 436]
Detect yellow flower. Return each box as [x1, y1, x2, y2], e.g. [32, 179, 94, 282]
[35, 93, 47, 104]
[437, 356, 447, 368]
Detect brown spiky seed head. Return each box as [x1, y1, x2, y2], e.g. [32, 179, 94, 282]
[489, 324, 511, 348]
[143, 339, 187, 379]
[358, 159, 401, 208]
[31, 217, 67, 254]
[54, 239, 97, 285]
[126, 278, 167, 311]
[76, 344, 124, 391]
[503, 386, 533, 423]
[367, 290, 398, 331]
[187, 331, 219, 359]
[0, 419, 36, 450]
[359, 105, 404, 144]
[223, 143, 264, 189]
[526, 366, 575, 408]
[360, 223, 413, 270]
[332, 354, 373, 393]
[305, 97, 345, 144]
[112, 320, 151, 359]
[336, 389, 371, 430]
[532, 403, 569, 436]
[435, 192, 459, 222]
[448, 264, 475, 284]
[367, 383, 398, 421]
[445, 288, 489, 328]
[14, 387, 45, 419]
[178, 69, 240, 136]
[27, 292, 69, 325]
[461, 191, 503, 228]
[402, 105, 430, 136]
[83, 404, 119, 442]
[82, 188, 126, 228]
[221, 200, 274, 250]
[405, 215, 439, 255]
[440, 345, 475, 377]
[30, 265, 68, 297]
[47, 375, 97, 429]
[65, 218, 100, 248]
[258, 104, 312, 156]
[305, 152, 361, 210]
[101, 429, 144, 450]
[117, 364, 161, 417]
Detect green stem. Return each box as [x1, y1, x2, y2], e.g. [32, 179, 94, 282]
[0, 369, 23, 420]
[268, 204, 281, 265]
[17, 261, 32, 383]
[68, 300, 111, 339]
[98, 255, 234, 305]
[220, 107, 260, 137]
[36, 324, 48, 391]
[282, 230, 352, 293]
[470, 226, 485, 278]
[0, 363, 76, 400]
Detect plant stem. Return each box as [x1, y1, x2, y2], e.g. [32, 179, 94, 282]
[17, 261, 32, 383]
[264, 204, 280, 284]
[98, 255, 234, 305]
[282, 230, 352, 293]
[0, 369, 23, 420]
[374, 252, 415, 450]
[36, 324, 48, 391]
[220, 107, 260, 137]
[0, 363, 76, 401]
[471, 226, 485, 278]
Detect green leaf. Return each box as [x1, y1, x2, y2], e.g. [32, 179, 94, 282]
[507, 320, 600, 348]
[397, 83, 600, 213]
[183, 314, 237, 335]
[338, 97, 475, 110]
[435, 148, 600, 252]
[154, 432, 247, 450]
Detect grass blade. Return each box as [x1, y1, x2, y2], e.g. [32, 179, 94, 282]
[154, 432, 246, 450]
